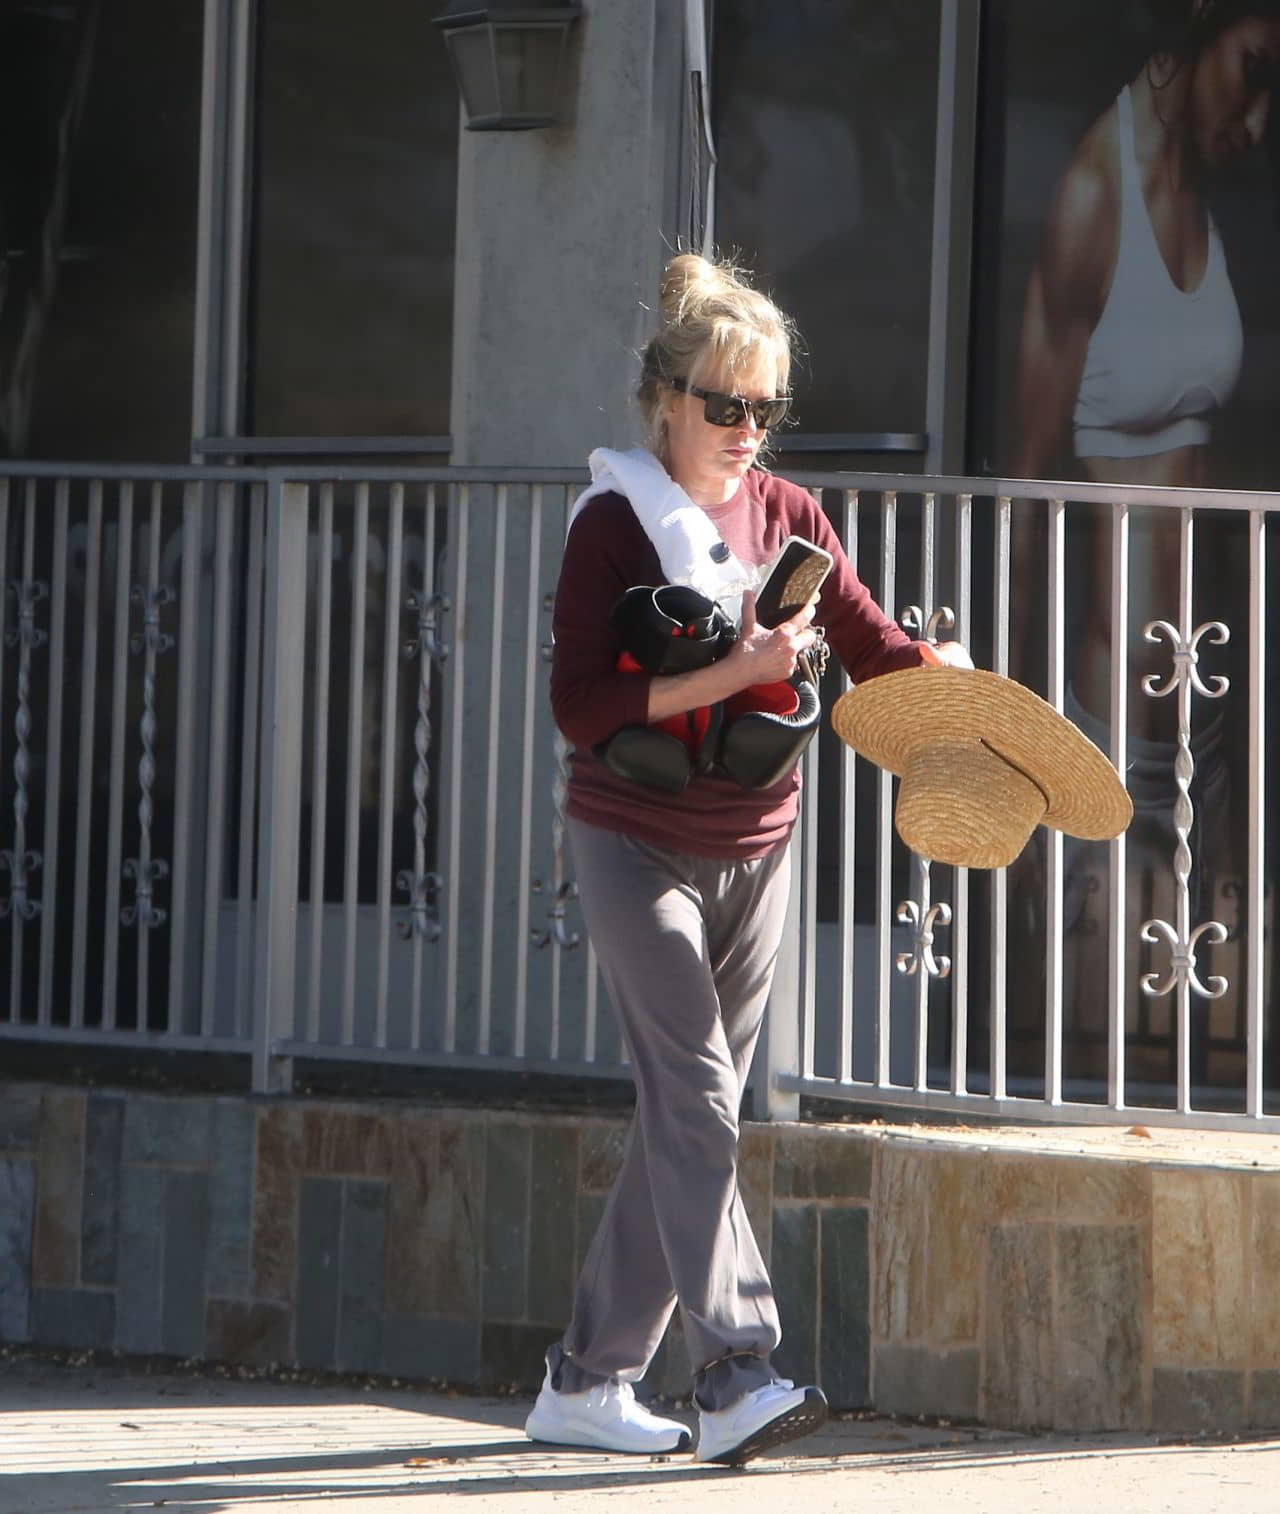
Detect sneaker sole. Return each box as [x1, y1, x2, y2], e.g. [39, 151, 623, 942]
[700, 1386, 828, 1466]
[526, 1414, 692, 1456]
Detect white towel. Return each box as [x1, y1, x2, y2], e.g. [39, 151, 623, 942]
[567, 447, 756, 620]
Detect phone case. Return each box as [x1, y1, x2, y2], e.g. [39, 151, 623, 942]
[754, 536, 834, 628]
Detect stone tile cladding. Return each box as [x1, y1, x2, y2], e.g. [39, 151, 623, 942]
[871, 1127, 1280, 1433]
[3, 1081, 1280, 1432]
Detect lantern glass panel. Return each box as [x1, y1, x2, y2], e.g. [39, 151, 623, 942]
[447, 24, 501, 122]
[492, 23, 564, 121]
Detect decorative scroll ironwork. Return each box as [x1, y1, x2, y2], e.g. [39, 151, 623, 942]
[397, 588, 451, 940]
[396, 866, 443, 943]
[900, 603, 955, 642]
[894, 599, 955, 982]
[1138, 617, 1230, 1001]
[121, 857, 169, 930]
[403, 588, 451, 666]
[896, 861, 952, 979]
[0, 579, 47, 920]
[122, 585, 173, 929]
[531, 874, 580, 951]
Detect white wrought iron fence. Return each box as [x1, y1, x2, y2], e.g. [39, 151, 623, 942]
[0, 461, 1275, 1130]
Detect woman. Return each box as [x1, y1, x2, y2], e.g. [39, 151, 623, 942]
[529, 253, 968, 1465]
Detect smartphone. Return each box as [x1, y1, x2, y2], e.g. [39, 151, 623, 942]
[752, 536, 834, 629]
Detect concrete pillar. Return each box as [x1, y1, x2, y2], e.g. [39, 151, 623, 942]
[449, 0, 685, 467]
[438, 3, 688, 1057]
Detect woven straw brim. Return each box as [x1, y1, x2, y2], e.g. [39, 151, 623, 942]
[830, 667, 1133, 842]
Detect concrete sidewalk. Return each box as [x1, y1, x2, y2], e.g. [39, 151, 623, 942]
[3, 1357, 1279, 1514]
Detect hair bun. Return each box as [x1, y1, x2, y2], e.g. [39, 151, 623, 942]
[659, 253, 722, 322]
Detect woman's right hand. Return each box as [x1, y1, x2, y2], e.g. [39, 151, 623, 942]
[727, 590, 818, 686]
[643, 591, 818, 726]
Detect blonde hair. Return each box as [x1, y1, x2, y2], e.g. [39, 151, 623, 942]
[637, 253, 795, 463]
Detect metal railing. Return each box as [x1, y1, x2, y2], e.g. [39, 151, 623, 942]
[0, 460, 1274, 1129]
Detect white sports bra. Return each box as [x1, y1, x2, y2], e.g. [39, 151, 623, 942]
[1073, 87, 1242, 459]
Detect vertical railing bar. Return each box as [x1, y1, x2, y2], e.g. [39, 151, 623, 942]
[167, 482, 202, 1033]
[550, 494, 569, 1063]
[951, 491, 973, 1095]
[1108, 503, 1130, 1109]
[1177, 508, 1194, 1114]
[0, 481, 8, 1022]
[373, 484, 406, 1049]
[133, 485, 165, 1030]
[69, 481, 103, 1028]
[408, 484, 436, 1050]
[914, 858, 931, 1091]
[991, 495, 1012, 1098]
[306, 483, 334, 1044]
[922, 490, 937, 619]
[581, 940, 598, 1065]
[200, 483, 235, 1036]
[233, 484, 266, 1039]
[513, 486, 543, 1058]
[915, 491, 937, 1093]
[442, 486, 469, 1055]
[799, 485, 823, 1080]
[876, 490, 897, 1087]
[838, 489, 858, 1083]
[477, 485, 508, 1055]
[250, 477, 309, 1092]
[11, 483, 34, 1019]
[103, 482, 134, 1031]
[1045, 497, 1066, 1104]
[800, 734, 820, 1081]
[37, 480, 70, 1022]
[10, 483, 36, 1019]
[341, 482, 370, 1046]
[1246, 507, 1266, 1117]
[0, 481, 8, 834]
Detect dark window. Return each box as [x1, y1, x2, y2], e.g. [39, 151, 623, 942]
[249, 0, 458, 439]
[0, 0, 202, 461]
[712, 0, 940, 441]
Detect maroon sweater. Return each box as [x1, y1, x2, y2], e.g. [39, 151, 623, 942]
[550, 467, 929, 859]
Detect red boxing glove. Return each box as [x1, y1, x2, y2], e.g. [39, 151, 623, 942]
[617, 650, 715, 754]
[722, 680, 801, 720]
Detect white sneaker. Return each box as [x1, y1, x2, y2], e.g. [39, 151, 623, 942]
[524, 1367, 692, 1454]
[694, 1379, 828, 1465]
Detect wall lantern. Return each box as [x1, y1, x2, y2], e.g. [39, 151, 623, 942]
[434, 0, 584, 131]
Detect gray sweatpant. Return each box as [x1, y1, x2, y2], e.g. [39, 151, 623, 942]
[551, 816, 792, 1411]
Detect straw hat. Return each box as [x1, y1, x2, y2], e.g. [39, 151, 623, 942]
[830, 667, 1133, 869]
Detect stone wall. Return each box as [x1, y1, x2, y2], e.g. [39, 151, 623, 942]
[3, 1082, 1279, 1432]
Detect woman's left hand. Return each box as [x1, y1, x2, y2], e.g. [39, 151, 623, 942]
[927, 640, 975, 670]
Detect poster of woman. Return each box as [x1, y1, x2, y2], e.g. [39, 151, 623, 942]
[1002, 0, 1280, 486]
[975, 0, 1280, 1097]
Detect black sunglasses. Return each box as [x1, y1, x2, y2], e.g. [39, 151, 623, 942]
[669, 377, 791, 430]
